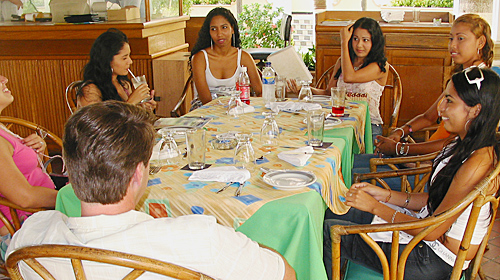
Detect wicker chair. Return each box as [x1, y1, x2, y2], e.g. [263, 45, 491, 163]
[314, 64, 402, 135]
[0, 116, 62, 235]
[358, 151, 440, 193]
[65, 80, 86, 114]
[171, 73, 193, 117]
[6, 244, 214, 280]
[331, 161, 500, 280]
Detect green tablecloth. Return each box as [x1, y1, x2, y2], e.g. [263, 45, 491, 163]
[54, 98, 372, 280]
[236, 191, 328, 280]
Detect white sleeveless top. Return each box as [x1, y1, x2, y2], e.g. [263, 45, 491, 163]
[368, 147, 492, 269]
[193, 49, 243, 100]
[337, 73, 384, 125]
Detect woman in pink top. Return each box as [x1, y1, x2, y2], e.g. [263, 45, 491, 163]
[0, 75, 57, 236]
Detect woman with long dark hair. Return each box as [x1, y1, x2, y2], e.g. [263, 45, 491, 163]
[78, 28, 156, 110]
[191, 7, 262, 105]
[323, 67, 500, 280]
[288, 17, 388, 139]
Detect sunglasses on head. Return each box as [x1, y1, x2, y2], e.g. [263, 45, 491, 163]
[464, 66, 484, 90]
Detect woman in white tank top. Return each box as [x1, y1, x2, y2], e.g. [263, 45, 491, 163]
[324, 67, 500, 280]
[190, 7, 262, 105]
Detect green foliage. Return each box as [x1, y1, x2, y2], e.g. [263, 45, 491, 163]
[238, 3, 288, 49]
[151, 0, 192, 17]
[391, 0, 453, 7]
[301, 46, 316, 71]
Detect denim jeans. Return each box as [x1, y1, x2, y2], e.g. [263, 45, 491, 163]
[372, 123, 383, 144]
[323, 208, 453, 280]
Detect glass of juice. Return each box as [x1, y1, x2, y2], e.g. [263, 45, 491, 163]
[331, 87, 346, 117]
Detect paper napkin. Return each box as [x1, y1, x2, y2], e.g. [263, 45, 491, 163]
[228, 103, 255, 115]
[188, 166, 251, 183]
[266, 101, 322, 113]
[278, 146, 314, 166]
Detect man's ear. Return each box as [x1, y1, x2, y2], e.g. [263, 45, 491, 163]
[130, 162, 146, 189]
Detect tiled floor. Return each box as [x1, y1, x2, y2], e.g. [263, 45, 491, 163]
[480, 215, 500, 280]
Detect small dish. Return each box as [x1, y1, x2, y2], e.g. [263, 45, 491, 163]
[311, 95, 331, 102]
[212, 132, 238, 150]
[263, 170, 317, 190]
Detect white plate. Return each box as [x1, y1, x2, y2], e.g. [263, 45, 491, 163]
[263, 170, 317, 190]
[311, 95, 331, 102]
[303, 117, 342, 128]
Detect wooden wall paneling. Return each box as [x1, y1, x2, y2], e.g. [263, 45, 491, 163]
[153, 52, 191, 117]
[388, 49, 451, 126]
[185, 17, 205, 52]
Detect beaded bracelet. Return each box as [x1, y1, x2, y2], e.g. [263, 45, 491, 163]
[391, 210, 399, 223]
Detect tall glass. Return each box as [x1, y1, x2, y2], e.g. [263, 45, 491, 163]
[130, 74, 151, 104]
[307, 110, 325, 147]
[233, 133, 256, 172]
[331, 87, 346, 117]
[260, 112, 279, 151]
[186, 128, 206, 170]
[275, 76, 287, 101]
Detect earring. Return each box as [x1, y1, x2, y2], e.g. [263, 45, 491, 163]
[111, 67, 114, 73]
[465, 119, 471, 131]
[211, 39, 213, 49]
[232, 34, 235, 47]
[477, 48, 481, 55]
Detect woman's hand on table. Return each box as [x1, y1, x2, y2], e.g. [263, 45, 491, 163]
[344, 182, 381, 213]
[374, 135, 397, 156]
[22, 133, 46, 153]
[286, 79, 301, 95]
[128, 83, 152, 105]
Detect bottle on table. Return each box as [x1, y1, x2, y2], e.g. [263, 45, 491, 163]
[262, 61, 276, 105]
[237, 66, 251, 105]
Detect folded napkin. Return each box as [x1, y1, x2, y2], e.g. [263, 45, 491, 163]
[278, 146, 314, 167]
[266, 101, 322, 113]
[228, 103, 255, 115]
[188, 166, 251, 183]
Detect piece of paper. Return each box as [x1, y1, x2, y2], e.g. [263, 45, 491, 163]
[267, 46, 313, 82]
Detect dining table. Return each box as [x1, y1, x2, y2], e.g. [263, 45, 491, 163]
[55, 96, 373, 280]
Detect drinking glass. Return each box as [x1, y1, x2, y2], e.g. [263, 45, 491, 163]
[152, 129, 181, 167]
[233, 133, 256, 172]
[260, 112, 279, 151]
[331, 87, 346, 117]
[186, 128, 206, 170]
[131, 74, 151, 104]
[307, 110, 325, 147]
[227, 91, 244, 118]
[275, 76, 286, 101]
[298, 81, 313, 102]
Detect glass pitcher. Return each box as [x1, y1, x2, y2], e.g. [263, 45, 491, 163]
[233, 133, 256, 172]
[260, 112, 279, 151]
[298, 81, 313, 102]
